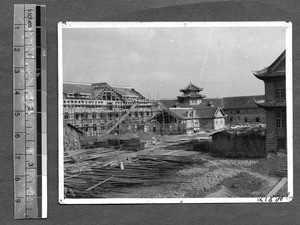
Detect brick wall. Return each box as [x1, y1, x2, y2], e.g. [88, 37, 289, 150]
[265, 109, 277, 152]
[265, 82, 275, 101]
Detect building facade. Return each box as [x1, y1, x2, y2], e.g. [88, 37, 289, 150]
[177, 82, 206, 105]
[63, 81, 268, 137]
[63, 82, 156, 136]
[158, 83, 227, 133]
[222, 95, 266, 126]
[253, 50, 286, 153]
[152, 107, 200, 135]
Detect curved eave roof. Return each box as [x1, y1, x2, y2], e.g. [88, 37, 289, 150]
[177, 94, 206, 99]
[180, 88, 203, 92]
[252, 70, 285, 81]
[180, 83, 203, 92]
[254, 99, 286, 108]
[252, 50, 286, 80]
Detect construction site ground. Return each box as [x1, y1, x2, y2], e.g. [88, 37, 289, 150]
[64, 132, 288, 199]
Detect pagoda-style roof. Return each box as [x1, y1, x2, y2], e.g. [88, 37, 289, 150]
[177, 92, 206, 99]
[180, 82, 203, 93]
[252, 50, 286, 80]
[254, 99, 286, 108]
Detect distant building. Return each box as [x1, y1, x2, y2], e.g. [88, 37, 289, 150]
[190, 95, 266, 127]
[158, 83, 226, 132]
[177, 82, 206, 105]
[152, 107, 200, 135]
[63, 82, 155, 136]
[197, 107, 226, 130]
[222, 95, 266, 125]
[253, 50, 286, 153]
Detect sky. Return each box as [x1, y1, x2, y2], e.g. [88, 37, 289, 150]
[62, 24, 286, 99]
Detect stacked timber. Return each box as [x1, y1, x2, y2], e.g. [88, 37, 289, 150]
[94, 140, 109, 148]
[64, 153, 199, 198]
[120, 137, 145, 151]
[121, 142, 145, 151]
[94, 137, 145, 151]
[108, 138, 120, 146]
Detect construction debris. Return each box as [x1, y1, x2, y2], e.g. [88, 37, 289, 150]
[63, 128, 287, 199]
[64, 147, 203, 198]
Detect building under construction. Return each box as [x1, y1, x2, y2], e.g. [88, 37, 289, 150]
[63, 82, 219, 141]
[63, 82, 158, 137]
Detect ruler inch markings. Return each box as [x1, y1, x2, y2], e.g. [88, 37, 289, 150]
[13, 4, 47, 220]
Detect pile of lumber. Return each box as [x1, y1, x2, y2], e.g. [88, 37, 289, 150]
[64, 151, 196, 198]
[94, 137, 145, 151]
[64, 148, 134, 174]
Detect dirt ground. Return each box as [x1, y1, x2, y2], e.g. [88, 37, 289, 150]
[66, 132, 288, 199]
[91, 147, 287, 198]
[106, 156, 284, 198]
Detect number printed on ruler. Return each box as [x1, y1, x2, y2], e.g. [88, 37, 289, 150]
[14, 4, 47, 219]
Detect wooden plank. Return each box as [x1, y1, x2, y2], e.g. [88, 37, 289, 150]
[266, 177, 287, 197]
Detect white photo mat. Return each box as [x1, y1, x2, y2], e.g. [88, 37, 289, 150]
[58, 22, 293, 204]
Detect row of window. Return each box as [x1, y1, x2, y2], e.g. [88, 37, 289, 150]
[63, 105, 123, 109]
[64, 111, 152, 119]
[227, 116, 262, 123]
[74, 123, 140, 132]
[223, 108, 265, 114]
[226, 109, 286, 128]
[64, 100, 123, 104]
[97, 92, 120, 101]
[64, 100, 151, 106]
[66, 94, 90, 98]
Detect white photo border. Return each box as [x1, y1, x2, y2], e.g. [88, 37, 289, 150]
[58, 21, 293, 204]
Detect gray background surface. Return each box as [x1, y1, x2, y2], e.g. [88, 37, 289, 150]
[0, 0, 299, 224]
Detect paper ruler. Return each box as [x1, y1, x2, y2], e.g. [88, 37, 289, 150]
[13, 4, 47, 219]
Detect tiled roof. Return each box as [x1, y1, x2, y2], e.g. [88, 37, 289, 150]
[158, 99, 178, 110]
[92, 82, 108, 87]
[177, 92, 206, 98]
[252, 50, 286, 80]
[176, 99, 223, 108]
[222, 95, 265, 109]
[180, 82, 203, 92]
[159, 96, 265, 111]
[195, 107, 217, 119]
[202, 98, 223, 108]
[63, 82, 146, 100]
[254, 99, 286, 108]
[93, 87, 106, 98]
[158, 100, 225, 119]
[194, 107, 226, 119]
[112, 87, 142, 98]
[169, 108, 197, 119]
[92, 83, 111, 98]
[63, 83, 93, 95]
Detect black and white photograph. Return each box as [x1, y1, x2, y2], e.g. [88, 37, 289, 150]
[58, 22, 292, 204]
